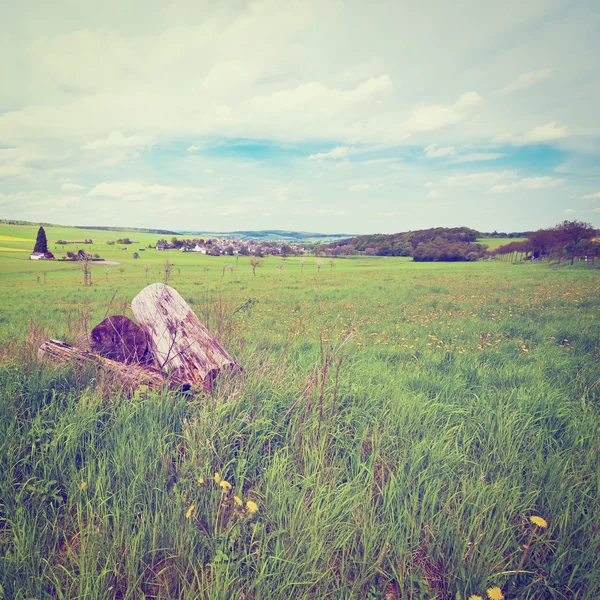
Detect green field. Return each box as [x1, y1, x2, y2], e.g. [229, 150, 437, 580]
[1, 224, 599, 599]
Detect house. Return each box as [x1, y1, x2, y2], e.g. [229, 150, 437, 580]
[193, 244, 206, 254]
[29, 251, 54, 260]
[156, 244, 166, 251]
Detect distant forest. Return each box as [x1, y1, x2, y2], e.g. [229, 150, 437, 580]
[323, 227, 487, 261]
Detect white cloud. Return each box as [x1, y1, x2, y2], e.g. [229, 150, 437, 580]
[349, 183, 373, 192]
[308, 146, 359, 160]
[81, 131, 150, 150]
[582, 192, 600, 200]
[87, 180, 205, 203]
[316, 209, 347, 216]
[403, 92, 483, 134]
[563, 208, 576, 214]
[449, 152, 505, 163]
[377, 211, 394, 217]
[490, 176, 564, 193]
[496, 121, 571, 146]
[500, 68, 553, 94]
[187, 145, 200, 153]
[424, 145, 456, 158]
[442, 170, 517, 186]
[61, 182, 85, 192]
[428, 190, 440, 198]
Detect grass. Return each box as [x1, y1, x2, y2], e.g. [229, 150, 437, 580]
[0, 224, 599, 599]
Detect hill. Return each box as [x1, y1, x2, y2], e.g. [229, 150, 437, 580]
[325, 226, 488, 261]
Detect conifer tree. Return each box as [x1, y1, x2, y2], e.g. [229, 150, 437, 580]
[33, 226, 48, 253]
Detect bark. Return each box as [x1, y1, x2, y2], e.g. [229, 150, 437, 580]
[38, 339, 190, 392]
[131, 283, 239, 390]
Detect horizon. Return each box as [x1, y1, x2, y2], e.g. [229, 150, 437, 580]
[1, 1, 599, 232]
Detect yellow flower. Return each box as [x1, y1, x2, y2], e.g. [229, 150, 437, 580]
[246, 500, 258, 514]
[234, 496, 243, 506]
[486, 587, 504, 600]
[468, 596, 484, 600]
[198, 477, 205, 485]
[220, 480, 232, 491]
[185, 504, 195, 519]
[80, 482, 87, 490]
[214, 473, 221, 484]
[530, 515, 548, 528]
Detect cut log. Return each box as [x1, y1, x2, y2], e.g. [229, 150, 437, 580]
[38, 339, 190, 392]
[131, 283, 238, 390]
[90, 315, 149, 364]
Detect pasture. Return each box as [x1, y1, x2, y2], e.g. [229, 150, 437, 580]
[0, 224, 599, 599]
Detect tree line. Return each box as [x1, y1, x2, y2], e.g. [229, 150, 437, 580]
[494, 220, 598, 265]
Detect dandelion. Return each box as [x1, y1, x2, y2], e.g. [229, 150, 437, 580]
[80, 481, 87, 490]
[530, 515, 548, 528]
[198, 477, 205, 485]
[246, 500, 258, 513]
[214, 473, 222, 484]
[486, 588, 504, 600]
[234, 496, 243, 506]
[220, 480, 232, 491]
[185, 504, 195, 519]
[468, 596, 484, 600]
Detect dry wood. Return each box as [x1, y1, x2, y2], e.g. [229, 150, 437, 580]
[131, 283, 238, 390]
[90, 315, 149, 364]
[38, 339, 190, 392]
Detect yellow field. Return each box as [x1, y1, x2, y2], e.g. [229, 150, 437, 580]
[0, 235, 33, 242]
[0, 247, 29, 252]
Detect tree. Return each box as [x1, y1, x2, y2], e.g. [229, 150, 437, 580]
[143, 264, 151, 278]
[226, 245, 234, 256]
[163, 260, 174, 284]
[133, 252, 139, 259]
[317, 259, 323, 272]
[34, 226, 48, 253]
[250, 257, 261, 276]
[300, 257, 306, 272]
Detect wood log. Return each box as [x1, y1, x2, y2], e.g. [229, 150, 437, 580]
[90, 315, 150, 364]
[38, 339, 190, 392]
[131, 283, 239, 390]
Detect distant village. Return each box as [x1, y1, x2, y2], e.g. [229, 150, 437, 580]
[151, 237, 306, 257]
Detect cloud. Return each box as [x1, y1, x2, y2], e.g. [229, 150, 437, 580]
[449, 152, 505, 163]
[87, 180, 205, 203]
[424, 145, 456, 158]
[490, 176, 564, 193]
[428, 190, 440, 198]
[495, 121, 571, 145]
[81, 131, 151, 150]
[308, 146, 359, 160]
[441, 171, 517, 186]
[316, 209, 347, 216]
[349, 183, 373, 192]
[61, 182, 85, 192]
[377, 211, 394, 217]
[187, 145, 200, 153]
[582, 192, 600, 200]
[562, 208, 576, 214]
[500, 68, 553, 94]
[403, 92, 483, 134]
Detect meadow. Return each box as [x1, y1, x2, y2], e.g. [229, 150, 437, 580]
[0, 224, 599, 599]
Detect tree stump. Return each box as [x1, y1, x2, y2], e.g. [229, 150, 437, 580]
[90, 315, 150, 364]
[131, 283, 238, 390]
[38, 340, 190, 392]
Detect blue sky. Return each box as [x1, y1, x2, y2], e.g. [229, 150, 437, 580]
[1, 0, 599, 234]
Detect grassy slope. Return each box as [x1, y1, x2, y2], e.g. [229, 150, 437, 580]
[0, 224, 599, 599]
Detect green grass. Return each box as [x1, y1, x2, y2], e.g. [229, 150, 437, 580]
[0, 224, 599, 599]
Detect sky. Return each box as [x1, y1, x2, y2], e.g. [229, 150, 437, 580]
[1, 0, 599, 235]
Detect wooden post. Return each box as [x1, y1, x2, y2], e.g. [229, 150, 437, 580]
[38, 340, 190, 392]
[131, 284, 239, 390]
